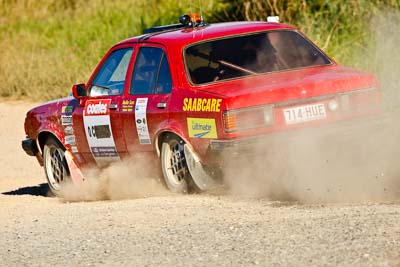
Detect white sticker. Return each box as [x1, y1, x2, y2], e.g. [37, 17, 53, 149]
[64, 126, 74, 135]
[83, 99, 119, 165]
[135, 98, 151, 144]
[71, 146, 79, 153]
[65, 135, 76, 145]
[61, 115, 72, 126]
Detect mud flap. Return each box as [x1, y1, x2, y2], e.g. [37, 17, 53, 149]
[64, 151, 85, 184]
[184, 144, 216, 191]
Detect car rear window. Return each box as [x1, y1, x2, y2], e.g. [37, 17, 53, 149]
[185, 30, 332, 85]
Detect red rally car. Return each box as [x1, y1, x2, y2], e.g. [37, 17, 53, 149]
[22, 15, 381, 195]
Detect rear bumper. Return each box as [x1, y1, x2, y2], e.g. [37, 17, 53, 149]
[21, 138, 38, 156]
[207, 115, 388, 159]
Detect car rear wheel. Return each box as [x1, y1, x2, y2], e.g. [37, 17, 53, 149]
[43, 137, 70, 195]
[160, 135, 199, 193]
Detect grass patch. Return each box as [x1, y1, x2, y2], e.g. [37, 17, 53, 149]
[0, 0, 217, 100]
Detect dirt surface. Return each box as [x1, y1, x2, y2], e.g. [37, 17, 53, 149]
[0, 100, 399, 266]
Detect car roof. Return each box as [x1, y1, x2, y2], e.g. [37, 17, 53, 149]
[117, 21, 297, 48]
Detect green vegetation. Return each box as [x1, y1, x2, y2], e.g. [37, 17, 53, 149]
[0, 0, 399, 101]
[0, 0, 218, 100]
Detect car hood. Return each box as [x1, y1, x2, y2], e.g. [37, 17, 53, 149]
[27, 96, 74, 113]
[194, 65, 378, 109]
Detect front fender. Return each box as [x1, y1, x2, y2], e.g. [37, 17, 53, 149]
[37, 126, 65, 155]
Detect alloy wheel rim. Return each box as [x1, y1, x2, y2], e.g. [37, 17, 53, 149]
[45, 146, 66, 190]
[166, 140, 187, 186]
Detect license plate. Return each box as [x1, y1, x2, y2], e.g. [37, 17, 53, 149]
[283, 103, 326, 124]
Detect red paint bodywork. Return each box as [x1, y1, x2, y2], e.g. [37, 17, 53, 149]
[23, 21, 381, 168]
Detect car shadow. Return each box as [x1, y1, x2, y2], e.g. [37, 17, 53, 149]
[2, 183, 51, 197]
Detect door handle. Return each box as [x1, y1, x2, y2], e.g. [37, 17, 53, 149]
[109, 104, 118, 110]
[157, 102, 167, 109]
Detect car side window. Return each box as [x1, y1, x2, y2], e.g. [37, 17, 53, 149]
[90, 48, 133, 97]
[156, 55, 172, 94]
[130, 47, 172, 95]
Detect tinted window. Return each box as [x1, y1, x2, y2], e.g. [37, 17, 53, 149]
[185, 30, 331, 85]
[91, 48, 133, 96]
[156, 55, 172, 94]
[130, 47, 172, 95]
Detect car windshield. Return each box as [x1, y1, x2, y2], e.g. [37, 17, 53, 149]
[185, 30, 332, 85]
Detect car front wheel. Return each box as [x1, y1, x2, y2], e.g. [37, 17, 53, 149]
[43, 137, 70, 195]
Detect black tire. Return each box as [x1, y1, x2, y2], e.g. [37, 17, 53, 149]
[160, 134, 199, 193]
[43, 137, 70, 195]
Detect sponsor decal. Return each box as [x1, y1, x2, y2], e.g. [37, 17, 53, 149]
[70, 146, 79, 153]
[183, 98, 222, 112]
[87, 125, 111, 139]
[61, 105, 74, 114]
[64, 126, 74, 135]
[83, 99, 119, 164]
[84, 99, 110, 116]
[91, 146, 118, 157]
[65, 135, 76, 145]
[122, 100, 135, 112]
[187, 118, 217, 138]
[135, 98, 151, 144]
[137, 98, 147, 105]
[61, 115, 73, 126]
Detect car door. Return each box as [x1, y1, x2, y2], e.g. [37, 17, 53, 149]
[120, 44, 173, 154]
[73, 45, 135, 166]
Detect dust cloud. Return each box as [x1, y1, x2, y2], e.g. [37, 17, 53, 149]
[222, 10, 400, 203]
[59, 11, 400, 204]
[223, 121, 400, 203]
[59, 154, 170, 202]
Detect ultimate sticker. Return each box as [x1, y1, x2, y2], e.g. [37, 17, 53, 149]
[187, 118, 217, 138]
[83, 99, 119, 165]
[135, 98, 151, 144]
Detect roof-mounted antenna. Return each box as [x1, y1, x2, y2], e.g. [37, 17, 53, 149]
[198, 0, 204, 24]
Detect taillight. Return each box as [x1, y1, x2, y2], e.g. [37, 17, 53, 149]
[223, 105, 274, 133]
[339, 87, 380, 111]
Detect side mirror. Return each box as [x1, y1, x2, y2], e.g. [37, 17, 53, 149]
[72, 83, 87, 99]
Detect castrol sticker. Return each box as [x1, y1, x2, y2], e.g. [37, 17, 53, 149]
[83, 99, 119, 165]
[135, 98, 151, 144]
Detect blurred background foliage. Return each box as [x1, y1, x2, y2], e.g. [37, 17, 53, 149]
[0, 0, 399, 100]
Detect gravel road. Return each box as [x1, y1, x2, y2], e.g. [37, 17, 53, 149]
[0, 101, 399, 266]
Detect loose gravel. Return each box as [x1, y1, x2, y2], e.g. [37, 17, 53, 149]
[0, 101, 399, 267]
